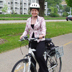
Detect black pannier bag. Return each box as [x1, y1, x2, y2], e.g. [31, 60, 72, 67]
[45, 38, 57, 56]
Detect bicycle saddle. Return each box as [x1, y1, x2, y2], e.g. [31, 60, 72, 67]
[45, 38, 52, 43]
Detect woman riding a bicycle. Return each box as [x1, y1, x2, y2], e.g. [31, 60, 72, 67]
[20, 3, 48, 72]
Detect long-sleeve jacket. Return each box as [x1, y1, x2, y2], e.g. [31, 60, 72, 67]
[22, 16, 46, 42]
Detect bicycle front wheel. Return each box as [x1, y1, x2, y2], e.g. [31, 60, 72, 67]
[47, 55, 62, 72]
[11, 59, 36, 72]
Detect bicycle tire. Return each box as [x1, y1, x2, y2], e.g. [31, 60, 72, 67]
[11, 59, 37, 72]
[47, 55, 62, 72]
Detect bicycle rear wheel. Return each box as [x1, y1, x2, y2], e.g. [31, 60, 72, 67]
[11, 59, 36, 72]
[47, 55, 62, 72]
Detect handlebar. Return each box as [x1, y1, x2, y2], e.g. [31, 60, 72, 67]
[20, 36, 39, 41]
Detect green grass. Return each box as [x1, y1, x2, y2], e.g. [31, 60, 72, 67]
[0, 17, 28, 20]
[0, 21, 72, 53]
[0, 17, 66, 20]
[44, 16, 66, 20]
[0, 23, 26, 37]
[0, 14, 31, 17]
[46, 21, 72, 38]
[0, 14, 66, 20]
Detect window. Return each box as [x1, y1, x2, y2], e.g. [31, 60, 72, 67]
[8, 7, 11, 10]
[20, 3, 22, 4]
[11, 7, 13, 9]
[0, 1, 1, 2]
[24, 8, 26, 10]
[24, 13, 26, 14]
[0, 7, 2, 9]
[29, 3, 30, 5]
[15, 2, 18, 4]
[20, 8, 22, 9]
[11, 2, 13, 4]
[8, 2, 10, 4]
[15, 7, 18, 9]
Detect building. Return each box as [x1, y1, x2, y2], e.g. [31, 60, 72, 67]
[58, 0, 67, 16]
[0, 0, 4, 14]
[44, 2, 47, 16]
[0, 0, 47, 15]
[20, 0, 39, 14]
[0, 0, 12, 14]
[61, 0, 67, 6]
[11, 0, 20, 14]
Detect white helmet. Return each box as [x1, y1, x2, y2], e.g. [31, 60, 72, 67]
[30, 3, 40, 9]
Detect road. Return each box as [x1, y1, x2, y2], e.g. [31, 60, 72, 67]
[0, 20, 66, 24]
[0, 33, 72, 72]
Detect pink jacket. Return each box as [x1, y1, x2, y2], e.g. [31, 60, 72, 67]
[22, 16, 46, 42]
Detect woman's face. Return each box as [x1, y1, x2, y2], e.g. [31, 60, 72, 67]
[31, 9, 39, 17]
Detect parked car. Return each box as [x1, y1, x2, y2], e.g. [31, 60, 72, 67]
[66, 15, 72, 21]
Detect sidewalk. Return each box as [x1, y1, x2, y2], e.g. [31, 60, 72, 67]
[0, 20, 66, 24]
[0, 33, 72, 72]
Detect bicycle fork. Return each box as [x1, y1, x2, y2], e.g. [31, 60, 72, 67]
[23, 56, 31, 72]
[28, 57, 31, 72]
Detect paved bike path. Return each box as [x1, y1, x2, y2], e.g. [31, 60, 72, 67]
[0, 20, 66, 24]
[0, 33, 72, 72]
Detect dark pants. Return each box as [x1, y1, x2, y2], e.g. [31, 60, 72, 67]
[29, 41, 48, 72]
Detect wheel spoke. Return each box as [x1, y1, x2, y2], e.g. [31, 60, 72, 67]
[47, 55, 62, 72]
[12, 59, 37, 72]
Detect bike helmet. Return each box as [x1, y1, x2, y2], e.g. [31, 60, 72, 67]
[30, 3, 40, 9]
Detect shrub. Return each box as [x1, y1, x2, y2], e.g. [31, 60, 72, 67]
[50, 13, 59, 17]
[62, 12, 68, 17]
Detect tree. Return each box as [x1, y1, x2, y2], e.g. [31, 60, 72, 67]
[50, 7, 59, 17]
[65, 0, 72, 15]
[64, 6, 70, 12]
[46, 0, 62, 16]
[54, 7, 58, 13]
[50, 7, 58, 13]
[65, 0, 72, 7]
[59, 4, 63, 10]
[39, 0, 45, 17]
[2, 4, 8, 14]
[71, 9, 72, 14]
[49, 7, 54, 13]
[39, 0, 62, 17]
[46, 0, 62, 7]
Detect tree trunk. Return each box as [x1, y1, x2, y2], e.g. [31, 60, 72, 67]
[39, 0, 45, 17]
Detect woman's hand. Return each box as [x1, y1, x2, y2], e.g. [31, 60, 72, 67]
[39, 35, 44, 39]
[20, 35, 23, 39]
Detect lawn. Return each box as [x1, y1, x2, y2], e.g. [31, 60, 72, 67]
[0, 21, 72, 53]
[0, 14, 66, 20]
[0, 14, 32, 17]
[0, 17, 66, 20]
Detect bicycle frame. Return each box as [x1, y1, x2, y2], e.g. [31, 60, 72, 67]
[23, 47, 37, 72]
[12, 37, 62, 72]
[26, 48, 58, 72]
[20, 36, 62, 72]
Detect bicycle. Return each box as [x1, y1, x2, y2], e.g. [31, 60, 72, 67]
[11, 36, 64, 72]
